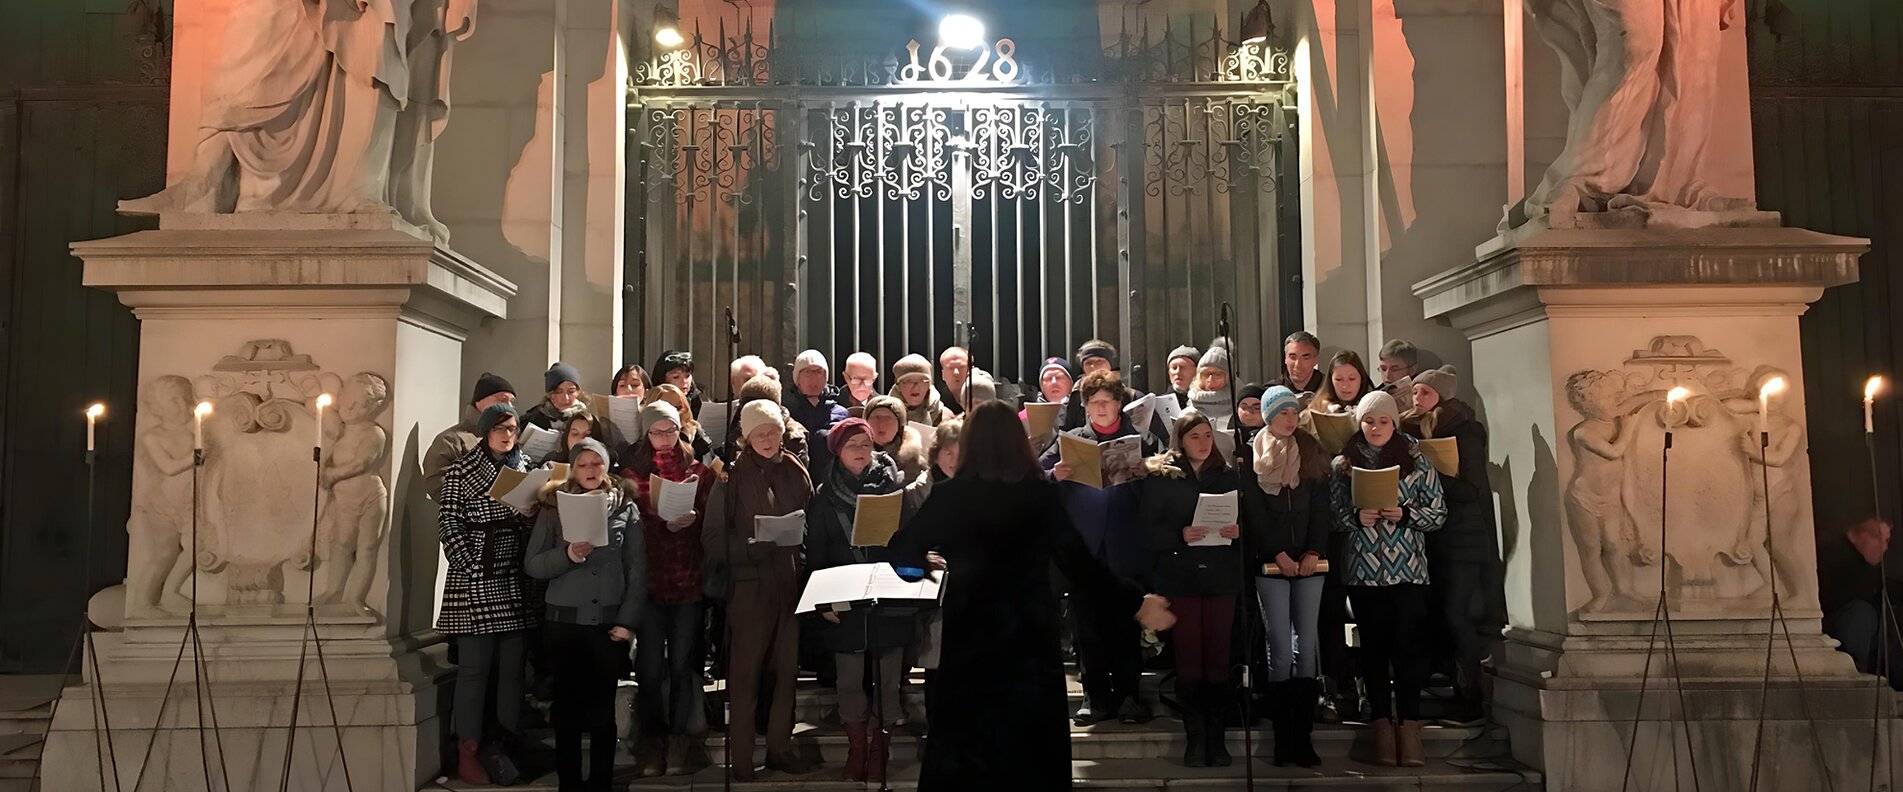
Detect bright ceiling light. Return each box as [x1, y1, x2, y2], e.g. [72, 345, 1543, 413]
[940, 13, 984, 50]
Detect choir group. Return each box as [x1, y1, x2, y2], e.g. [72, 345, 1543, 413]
[421, 333, 1503, 789]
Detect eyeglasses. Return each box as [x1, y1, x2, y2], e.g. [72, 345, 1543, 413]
[846, 375, 877, 386]
[648, 427, 681, 437]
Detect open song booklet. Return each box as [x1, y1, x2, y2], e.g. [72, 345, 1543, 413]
[1057, 433, 1143, 489]
[518, 423, 563, 463]
[488, 462, 570, 510]
[1351, 465, 1401, 510]
[796, 562, 944, 614]
[648, 475, 700, 522]
[754, 510, 806, 547]
[1187, 491, 1239, 547]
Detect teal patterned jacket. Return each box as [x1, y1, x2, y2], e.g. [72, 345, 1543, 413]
[1328, 438, 1447, 586]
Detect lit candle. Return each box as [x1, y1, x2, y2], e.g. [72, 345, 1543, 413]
[194, 401, 213, 451]
[1758, 377, 1786, 438]
[315, 393, 333, 451]
[1866, 376, 1884, 434]
[85, 403, 104, 452]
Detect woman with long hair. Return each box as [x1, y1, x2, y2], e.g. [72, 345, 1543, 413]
[1307, 350, 1372, 417]
[886, 401, 1176, 789]
[436, 404, 538, 784]
[612, 363, 651, 401]
[1140, 411, 1242, 767]
[523, 437, 646, 791]
[1329, 391, 1446, 766]
[1243, 386, 1332, 766]
[620, 400, 716, 776]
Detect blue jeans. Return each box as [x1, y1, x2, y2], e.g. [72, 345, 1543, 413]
[1256, 574, 1325, 681]
[636, 600, 706, 735]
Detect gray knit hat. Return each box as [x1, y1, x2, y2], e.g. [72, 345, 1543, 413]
[1168, 345, 1201, 365]
[569, 437, 611, 467]
[544, 361, 582, 393]
[1415, 365, 1458, 400]
[1198, 339, 1231, 375]
[639, 400, 681, 434]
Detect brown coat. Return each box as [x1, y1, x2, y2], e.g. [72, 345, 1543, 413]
[702, 449, 813, 593]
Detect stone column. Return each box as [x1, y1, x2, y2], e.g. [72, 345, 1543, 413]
[556, 0, 630, 378]
[1293, 0, 1377, 356]
[1414, 221, 1883, 790]
[52, 216, 515, 792]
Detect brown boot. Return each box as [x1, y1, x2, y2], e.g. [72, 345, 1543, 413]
[456, 739, 491, 785]
[1398, 720, 1427, 767]
[1370, 718, 1398, 766]
[866, 719, 890, 783]
[843, 720, 870, 781]
[664, 735, 691, 775]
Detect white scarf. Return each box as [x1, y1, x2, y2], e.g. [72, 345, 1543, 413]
[1251, 429, 1302, 495]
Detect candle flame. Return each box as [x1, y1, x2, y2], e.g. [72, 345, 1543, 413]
[1760, 376, 1788, 399]
[86, 403, 105, 419]
[194, 401, 214, 418]
[316, 393, 334, 409]
[1867, 376, 1885, 402]
[1666, 386, 1691, 405]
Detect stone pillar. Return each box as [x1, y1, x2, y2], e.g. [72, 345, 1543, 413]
[1414, 220, 1884, 790]
[556, 0, 630, 378]
[51, 215, 515, 792]
[1294, 0, 1377, 356]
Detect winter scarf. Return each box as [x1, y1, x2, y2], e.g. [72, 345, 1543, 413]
[1251, 429, 1302, 495]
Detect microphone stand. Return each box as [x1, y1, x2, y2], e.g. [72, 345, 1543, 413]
[720, 303, 741, 790]
[1219, 305, 1256, 790]
[1863, 408, 1897, 792]
[1746, 425, 1834, 792]
[280, 439, 355, 792]
[1619, 419, 1698, 792]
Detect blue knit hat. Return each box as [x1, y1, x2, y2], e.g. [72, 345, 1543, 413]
[544, 362, 582, 393]
[477, 403, 520, 436]
[1260, 385, 1300, 420]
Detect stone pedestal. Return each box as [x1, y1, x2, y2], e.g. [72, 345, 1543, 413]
[49, 215, 515, 792]
[1414, 216, 1888, 791]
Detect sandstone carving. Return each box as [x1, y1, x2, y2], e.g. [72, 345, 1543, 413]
[1508, 0, 1752, 228]
[119, 0, 475, 243]
[126, 340, 391, 618]
[1561, 336, 1814, 616]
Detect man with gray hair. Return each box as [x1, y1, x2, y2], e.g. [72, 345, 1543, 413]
[730, 354, 775, 397]
[840, 352, 879, 411]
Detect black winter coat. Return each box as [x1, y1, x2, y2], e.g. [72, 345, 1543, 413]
[1410, 400, 1498, 564]
[887, 476, 1144, 791]
[804, 454, 916, 653]
[1140, 454, 1244, 597]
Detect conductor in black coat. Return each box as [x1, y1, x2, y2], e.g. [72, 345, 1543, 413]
[889, 401, 1178, 790]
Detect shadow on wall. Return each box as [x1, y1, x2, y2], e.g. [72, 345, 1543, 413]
[388, 422, 436, 637]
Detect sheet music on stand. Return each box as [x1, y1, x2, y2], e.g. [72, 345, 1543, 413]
[796, 562, 943, 614]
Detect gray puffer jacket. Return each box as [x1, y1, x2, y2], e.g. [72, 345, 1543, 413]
[524, 479, 648, 629]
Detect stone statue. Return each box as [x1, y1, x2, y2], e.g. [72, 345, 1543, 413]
[129, 375, 198, 615]
[1507, 0, 1751, 228]
[121, 0, 474, 244]
[1562, 369, 1646, 612]
[313, 372, 392, 613]
[1733, 365, 1807, 602]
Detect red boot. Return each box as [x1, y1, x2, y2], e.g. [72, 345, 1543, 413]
[843, 720, 869, 781]
[866, 718, 890, 783]
[457, 739, 491, 785]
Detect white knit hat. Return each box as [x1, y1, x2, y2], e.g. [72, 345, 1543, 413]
[1354, 390, 1401, 427]
[738, 399, 784, 440]
[794, 349, 829, 378]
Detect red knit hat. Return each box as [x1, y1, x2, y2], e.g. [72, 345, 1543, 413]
[827, 417, 871, 456]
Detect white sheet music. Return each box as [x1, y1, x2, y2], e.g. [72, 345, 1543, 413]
[519, 423, 562, 462]
[753, 510, 807, 547]
[699, 401, 730, 449]
[796, 563, 943, 613]
[555, 490, 611, 547]
[607, 396, 644, 441]
[1189, 491, 1238, 546]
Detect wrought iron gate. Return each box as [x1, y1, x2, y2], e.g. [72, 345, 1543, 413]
[629, 23, 1299, 390]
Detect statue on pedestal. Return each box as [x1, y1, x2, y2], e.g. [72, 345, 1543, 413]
[121, 0, 475, 243]
[1507, 0, 1752, 229]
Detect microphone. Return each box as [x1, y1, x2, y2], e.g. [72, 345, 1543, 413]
[1219, 302, 1232, 340]
[724, 306, 741, 346]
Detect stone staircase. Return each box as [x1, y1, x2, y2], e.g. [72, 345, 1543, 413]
[0, 676, 60, 792]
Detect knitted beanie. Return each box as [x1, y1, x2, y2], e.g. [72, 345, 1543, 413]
[892, 354, 933, 385]
[827, 417, 871, 456]
[476, 403, 519, 436]
[1260, 386, 1301, 420]
[544, 362, 582, 393]
[1239, 382, 1268, 404]
[863, 394, 906, 425]
[738, 399, 785, 440]
[1168, 345, 1201, 365]
[1038, 356, 1078, 383]
[1414, 365, 1459, 400]
[639, 400, 682, 434]
[1198, 339, 1231, 375]
[1076, 340, 1118, 370]
[569, 437, 611, 467]
[793, 349, 830, 377]
[1354, 390, 1401, 427]
[470, 372, 515, 406]
[967, 369, 997, 405]
[739, 373, 784, 405]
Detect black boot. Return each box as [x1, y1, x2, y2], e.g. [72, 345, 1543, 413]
[1290, 677, 1323, 767]
[1203, 681, 1233, 767]
[1178, 681, 1208, 767]
[1267, 680, 1294, 766]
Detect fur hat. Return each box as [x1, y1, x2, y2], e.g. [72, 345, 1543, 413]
[1354, 390, 1401, 427]
[892, 354, 933, 385]
[470, 372, 515, 406]
[1168, 345, 1201, 365]
[794, 349, 829, 378]
[1198, 339, 1231, 375]
[827, 417, 871, 456]
[544, 362, 582, 393]
[639, 400, 682, 434]
[1414, 365, 1459, 400]
[738, 398, 785, 440]
[1260, 385, 1301, 420]
[477, 403, 519, 437]
[569, 437, 611, 467]
[739, 373, 783, 405]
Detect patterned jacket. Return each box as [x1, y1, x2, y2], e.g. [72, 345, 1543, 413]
[1328, 438, 1447, 586]
[436, 446, 539, 635]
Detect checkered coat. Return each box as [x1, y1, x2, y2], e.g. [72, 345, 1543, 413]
[436, 446, 539, 635]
